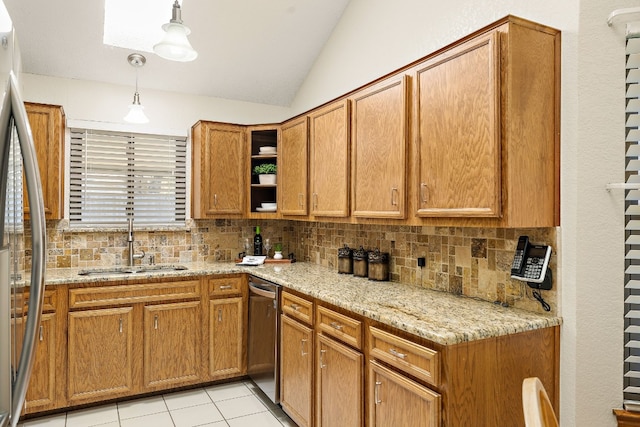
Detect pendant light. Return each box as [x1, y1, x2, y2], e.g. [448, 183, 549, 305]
[153, 0, 198, 62]
[123, 53, 149, 124]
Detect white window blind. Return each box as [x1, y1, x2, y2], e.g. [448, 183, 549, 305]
[69, 128, 187, 227]
[625, 36, 640, 409]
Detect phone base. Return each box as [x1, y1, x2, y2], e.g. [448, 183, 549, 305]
[527, 269, 552, 291]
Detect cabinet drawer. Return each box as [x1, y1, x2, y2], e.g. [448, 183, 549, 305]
[369, 326, 440, 387]
[69, 280, 200, 309]
[316, 305, 362, 350]
[281, 291, 313, 325]
[208, 276, 243, 297]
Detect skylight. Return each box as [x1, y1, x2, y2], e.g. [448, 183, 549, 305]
[103, 0, 182, 53]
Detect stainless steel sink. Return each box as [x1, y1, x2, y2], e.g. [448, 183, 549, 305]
[78, 264, 188, 276]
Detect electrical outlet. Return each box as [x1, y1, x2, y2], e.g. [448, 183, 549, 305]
[417, 257, 426, 267]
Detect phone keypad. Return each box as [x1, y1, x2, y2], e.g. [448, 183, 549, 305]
[523, 258, 543, 280]
[511, 251, 524, 270]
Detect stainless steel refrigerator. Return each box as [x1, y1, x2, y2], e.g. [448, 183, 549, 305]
[0, 1, 47, 426]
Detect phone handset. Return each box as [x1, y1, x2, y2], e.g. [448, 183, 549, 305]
[511, 235, 530, 276]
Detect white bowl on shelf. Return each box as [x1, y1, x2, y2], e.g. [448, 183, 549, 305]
[259, 146, 276, 154]
[261, 202, 277, 209]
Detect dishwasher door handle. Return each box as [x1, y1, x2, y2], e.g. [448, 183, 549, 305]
[249, 283, 276, 299]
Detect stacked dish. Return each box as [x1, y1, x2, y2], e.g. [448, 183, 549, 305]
[256, 202, 277, 212]
[259, 146, 276, 155]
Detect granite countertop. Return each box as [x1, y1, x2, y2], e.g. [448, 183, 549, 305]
[44, 261, 561, 346]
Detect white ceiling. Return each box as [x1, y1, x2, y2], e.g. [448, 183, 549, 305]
[3, 0, 351, 106]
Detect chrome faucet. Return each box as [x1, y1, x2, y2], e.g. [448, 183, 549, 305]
[127, 218, 145, 266]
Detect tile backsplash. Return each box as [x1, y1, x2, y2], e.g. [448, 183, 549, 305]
[45, 219, 557, 314]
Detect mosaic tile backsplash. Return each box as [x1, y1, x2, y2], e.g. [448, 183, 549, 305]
[45, 219, 558, 314]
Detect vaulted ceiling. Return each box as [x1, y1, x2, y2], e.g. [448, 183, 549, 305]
[3, 0, 351, 106]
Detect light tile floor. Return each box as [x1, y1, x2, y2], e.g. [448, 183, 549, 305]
[18, 380, 297, 427]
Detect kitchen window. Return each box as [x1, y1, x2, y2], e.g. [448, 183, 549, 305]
[69, 128, 187, 227]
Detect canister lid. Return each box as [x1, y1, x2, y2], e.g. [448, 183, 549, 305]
[368, 249, 389, 264]
[338, 244, 353, 258]
[352, 246, 369, 260]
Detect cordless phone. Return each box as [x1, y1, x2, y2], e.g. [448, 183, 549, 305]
[511, 235, 530, 276]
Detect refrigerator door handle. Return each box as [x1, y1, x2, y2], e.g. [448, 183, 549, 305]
[8, 72, 46, 427]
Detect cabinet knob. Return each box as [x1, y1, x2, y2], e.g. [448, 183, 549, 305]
[219, 285, 232, 290]
[119, 318, 123, 333]
[39, 325, 43, 342]
[298, 193, 304, 208]
[391, 187, 399, 207]
[214, 194, 218, 206]
[301, 338, 308, 356]
[218, 308, 223, 322]
[290, 303, 300, 311]
[320, 349, 327, 368]
[154, 315, 158, 330]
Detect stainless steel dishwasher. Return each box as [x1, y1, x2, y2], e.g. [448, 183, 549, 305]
[247, 275, 281, 404]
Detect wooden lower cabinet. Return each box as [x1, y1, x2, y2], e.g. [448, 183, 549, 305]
[280, 314, 314, 427]
[316, 334, 363, 427]
[143, 301, 201, 389]
[209, 297, 244, 378]
[67, 307, 135, 403]
[368, 360, 441, 427]
[24, 313, 57, 411]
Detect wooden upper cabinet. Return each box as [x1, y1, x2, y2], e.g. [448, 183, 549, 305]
[413, 19, 560, 226]
[279, 117, 309, 216]
[351, 75, 409, 219]
[192, 121, 245, 217]
[309, 99, 350, 217]
[25, 102, 65, 220]
[414, 32, 501, 218]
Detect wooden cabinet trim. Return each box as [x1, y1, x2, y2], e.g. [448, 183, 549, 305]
[68, 279, 201, 309]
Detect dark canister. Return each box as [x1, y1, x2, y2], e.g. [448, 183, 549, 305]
[337, 244, 353, 274]
[353, 246, 369, 277]
[368, 249, 389, 281]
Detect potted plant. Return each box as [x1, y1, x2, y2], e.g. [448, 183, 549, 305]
[253, 163, 277, 185]
[273, 242, 283, 259]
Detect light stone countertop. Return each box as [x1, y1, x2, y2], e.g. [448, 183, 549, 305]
[44, 261, 561, 346]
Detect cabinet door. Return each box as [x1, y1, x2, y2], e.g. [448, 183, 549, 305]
[144, 301, 201, 389]
[24, 313, 57, 412]
[368, 360, 441, 427]
[309, 99, 350, 217]
[414, 32, 501, 218]
[280, 117, 309, 215]
[210, 297, 245, 378]
[25, 102, 65, 219]
[280, 315, 314, 427]
[192, 121, 245, 217]
[316, 334, 363, 427]
[68, 307, 134, 403]
[351, 75, 408, 219]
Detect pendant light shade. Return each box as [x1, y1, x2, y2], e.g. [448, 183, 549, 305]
[124, 92, 149, 124]
[124, 53, 149, 124]
[153, 1, 198, 62]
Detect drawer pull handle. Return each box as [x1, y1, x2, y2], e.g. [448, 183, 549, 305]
[219, 285, 232, 290]
[320, 349, 327, 369]
[119, 318, 123, 334]
[329, 321, 343, 331]
[301, 338, 308, 356]
[389, 348, 407, 359]
[290, 303, 300, 311]
[154, 315, 158, 330]
[39, 325, 43, 342]
[375, 381, 382, 404]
